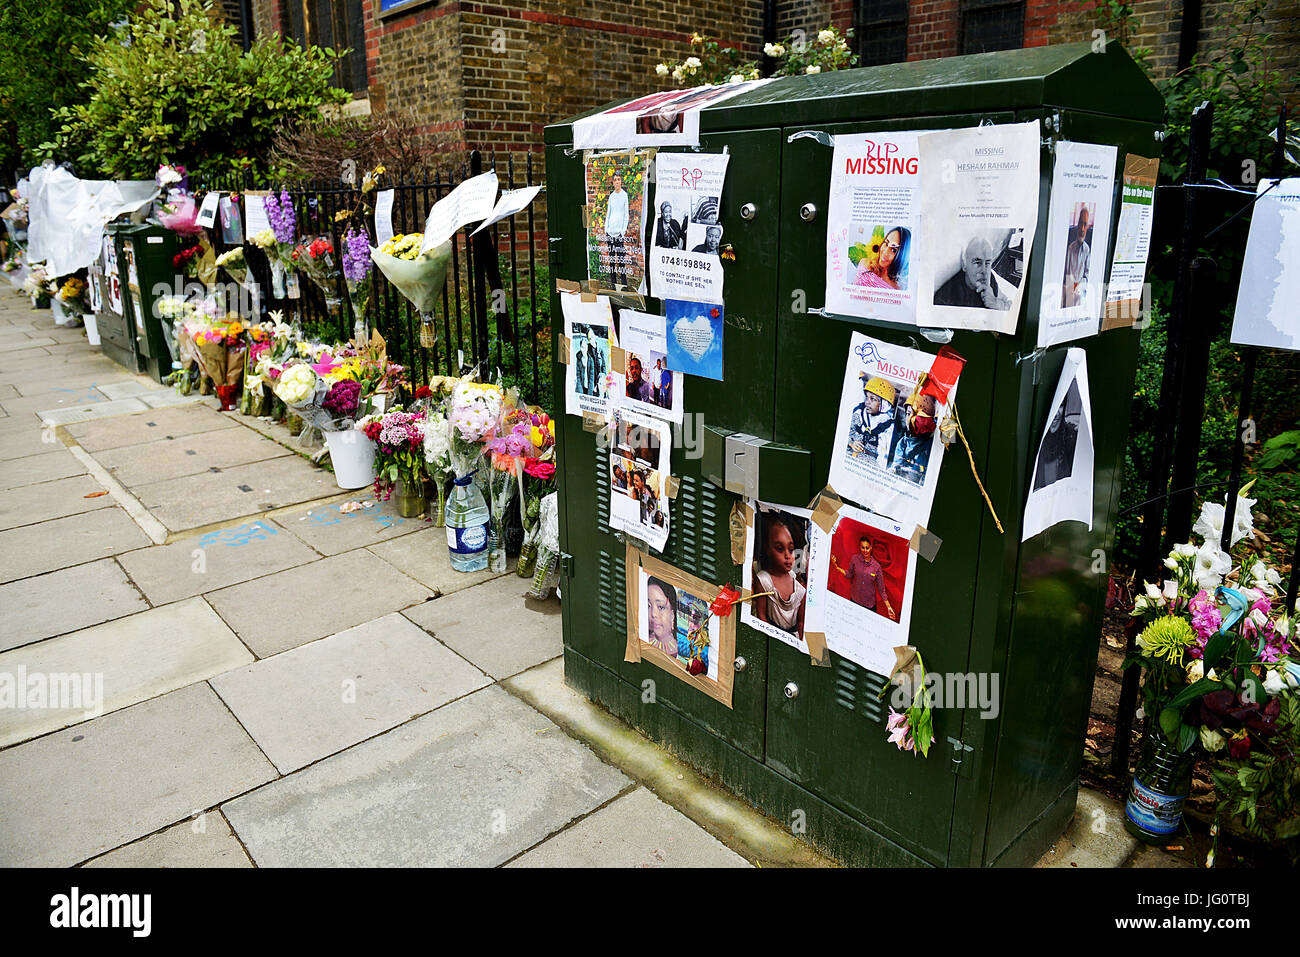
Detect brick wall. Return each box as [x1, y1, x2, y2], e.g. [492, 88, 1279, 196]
[907, 0, 958, 59]
[775, 0, 854, 38]
[250, 0, 286, 37]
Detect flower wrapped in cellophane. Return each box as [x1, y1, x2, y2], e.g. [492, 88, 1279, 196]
[292, 236, 343, 320]
[371, 232, 452, 347]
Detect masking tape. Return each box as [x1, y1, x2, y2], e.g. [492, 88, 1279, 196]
[558, 335, 571, 363]
[581, 411, 605, 433]
[909, 525, 942, 562]
[803, 631, 831, 668]
[810, 486, 843, 534]
[610, 346, 626, 370]
[664, 475, 680, 499]
[556, 279, 581, 293]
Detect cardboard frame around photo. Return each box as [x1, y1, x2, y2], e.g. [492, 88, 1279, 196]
[624, 542, 736, 708]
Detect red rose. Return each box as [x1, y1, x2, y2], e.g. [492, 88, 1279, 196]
[710, 307, 720, 318]
[524, 459, 555, 480]
[1228, 733, 1252, 759]
[414, 385, 432, 399]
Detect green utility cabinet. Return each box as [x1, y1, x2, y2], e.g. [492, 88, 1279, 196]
[101, 222, 181, 383]
[546, 43, 1163, 867]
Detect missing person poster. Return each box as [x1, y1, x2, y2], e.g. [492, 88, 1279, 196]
[1103, 154, 1158, 330]
[608, 408, 671, 551]
[1022, 347, 1094, 541]
[741, 502, 814, 654]
[573, 82, 765, 150]
[916, 121, 1041, 333]
[614, 309, 684, 423]
[1037, 141, 1119, 348]
[562, 291, 615, 419]
[824, 131, 921, 325]
[586, 150, 649, 296]
[649, 151, 729, 303]
[1230, 178, 1300, 353]
[804, 499, 917, 677]
[828, 332, 965, 529]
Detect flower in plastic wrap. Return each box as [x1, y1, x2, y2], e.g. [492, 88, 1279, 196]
[274, 364, 317, 405]
[250, 229, 276, 250]
[423, 410, 452, 472]
[371, 233, 452, 315]
[158, 194, 202, 235]
[449, 381, 502, 442]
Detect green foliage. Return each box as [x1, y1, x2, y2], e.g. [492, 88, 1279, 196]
[1258, 430, 1300, 470]
[655, 26, 857, 87]
[0, 0, 133, 174]
[44, 0, 347, 180]
[1209, 690, 1300, 861]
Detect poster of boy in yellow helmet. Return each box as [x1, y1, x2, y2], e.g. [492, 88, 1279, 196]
[830, 331, 966, 528]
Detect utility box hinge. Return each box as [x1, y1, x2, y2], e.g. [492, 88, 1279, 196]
[560, 552, 575, 579]
[947, 736, 975, 779]
[548, 237, 563, 266]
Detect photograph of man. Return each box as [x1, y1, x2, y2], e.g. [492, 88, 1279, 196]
[831, 535, 897, 620]
[624, 355, 654, 403]
[847, 375, 897, 467]
[639, 485, 662, 526]
[1060, 204, 1093, 308]
[585, 335, 606, 397]
[603, 172, 630, 288]
[692, 225, 723, 254]
[611, 462, 629, 492]
[572, 326, 589, 396]
[1033, 380, 1082, 490]
[654, 201, 687, 250]
[890, 390, 937, 486]
[656, 357, 672, 409]
[934, 235, 1013, 309]
[645, 576, 679, 656]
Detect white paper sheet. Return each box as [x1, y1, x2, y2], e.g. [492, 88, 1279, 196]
[608, 408, 671, 552]
[1103, 154, 1158, 329]
[741, 502, 814, 654]
[374, 189, 395, 246]
[824, 131, 922, 325]
[24, 166, 155, 277]
[916, 121, 1041, 333]
[611, 309, 684, 423]
[572, 81, 766, 150]
[1036, 141, 1118, 347]
[648, 152, 729, 304]
[562, 291, 615, 419]
[470, 185, 542, 236]
[827, 331, 965, 529]
[243, 192, 271, 237]
[196, 191, 221, 229]
[421, 171, 498, 253]
[1230, 178, 1300, 352]
[1022, 347, 1094, 540]
[804, 500, 917, 677]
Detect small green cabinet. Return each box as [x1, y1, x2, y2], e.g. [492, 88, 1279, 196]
[102, 222, 181, 383]
[546, 42, 1162, 867]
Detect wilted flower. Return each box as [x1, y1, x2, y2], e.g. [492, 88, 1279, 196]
[805, 64, 822, 74]
[1199, 727, 1226, 752]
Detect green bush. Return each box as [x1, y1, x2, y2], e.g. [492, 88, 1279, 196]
[44, 0, 347, 180]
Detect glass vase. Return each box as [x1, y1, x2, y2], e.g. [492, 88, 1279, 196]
[1124, 722, 1198, 844]
[394, 477, 427, 519]
[487, 518, 507, 573]
[429, 479, 448, 527]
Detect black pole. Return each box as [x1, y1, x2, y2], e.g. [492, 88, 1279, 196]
[761, 0, 778, 76]
[469, 150, 491, 374]
[1176, 0, 1203, 73]
[1164, 255, 1216, 549]
[1111, 101, 1214, 778]
[1219, 350, 1257, 553]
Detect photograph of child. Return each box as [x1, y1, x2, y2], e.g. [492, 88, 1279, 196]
[826, 518, 905, 621]
[1060, 203, 1094, 308]
[749, 508, 809, 639]
[851, 225, 911, 291]
[639, 571, 713, 678]
[1033, 379, 1082, 490]
[843, 372, 946, 488]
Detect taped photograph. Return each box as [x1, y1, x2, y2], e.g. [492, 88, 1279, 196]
[741, 502, 813, 653]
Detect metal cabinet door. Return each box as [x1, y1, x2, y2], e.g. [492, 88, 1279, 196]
[553, 128, 783, 760]
[764, 115, 1015, 865]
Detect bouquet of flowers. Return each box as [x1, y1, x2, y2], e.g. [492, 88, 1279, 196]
[367, 408, 428, 506]
[292, 237, 343, 319]
[215, 246, 249, 286]
[56, 276, 87, 314]
[158, 194, 201, 236]
[486, 405, 556, 577]
[261, 191, 300, 299]
[342, 227, 372, 343]
[422, 397, 453, 526]
[189, 316, 247, 409]
[371, 232, 453, 348]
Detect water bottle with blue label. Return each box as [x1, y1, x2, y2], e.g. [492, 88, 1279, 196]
[446, 473, 490, 572]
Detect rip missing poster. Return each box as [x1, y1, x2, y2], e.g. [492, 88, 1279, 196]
[916, 121, 1041, 334]
[741, 502, 813, 653]
[649, 151, 729, 303]
[561, 291, 614, 418]
[614, 309, 684, 423]
[1037, 140, 1119, 347]
[1022, 347, 1094, 541]
[804, 500, 917, 678]
[585, 150, 650, 296]
[828, 331, 965, 529]
[608, 408, 671, 552]
[824, 131, 921, 325]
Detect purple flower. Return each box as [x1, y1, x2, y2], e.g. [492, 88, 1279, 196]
[264, 190, 297, 244]
[1188, 589, 1222, 640]
[342, 228, 371, 283]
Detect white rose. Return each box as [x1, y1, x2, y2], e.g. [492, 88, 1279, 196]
[764, 42, 785, 57]
[684, 56, 702, 69]
[728, 73, 746, 84]
[1199, 728, 1226, 752]
[671, 66, 685, 81]
[805, 64, 821, 74]
[655, 63, 670, 76]
[1264, 669, 1286, 696]
[818, 29, 835, 44]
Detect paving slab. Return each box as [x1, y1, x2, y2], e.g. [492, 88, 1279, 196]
[277, 497, 427, 556]
[211, 613, 490, 773]
[222, 685, 630, 867]
[119, 518, 319, 605]
[10, 372, 134, 397]
[0, 446, 87, 490]
[0, 683, 276, 867]
[0, 473, 113, 531]
[366, 526, 508, 595]
[130, 455, 341, 531]
[0, 347, 51, 364]
[36, 396, 151, 425]
[507, 787, 751, 868]
[93, 425, 291, 487]
[96, 381, 157, 400]
[1035, 788, 1137, 868]
[0, 390, 113, 420]
[0, 507, 151, 583]
[139, 391, 203, 409]
[0, 557, 149, 653]
[0, 424, 67, 462]
[403, 575, 562, 679]
[64, 403, 238, 453]
[82, 814, 253, 868]
[0, 597, 252, 747]
[0, 385, 17, 399]
[205, 549, 431, 656]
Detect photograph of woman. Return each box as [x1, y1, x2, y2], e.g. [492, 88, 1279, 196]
[645, 576, 678, 657]
[853, 225, 911, 291]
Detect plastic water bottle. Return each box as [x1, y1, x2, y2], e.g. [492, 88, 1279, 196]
[446, 473, 490, 571]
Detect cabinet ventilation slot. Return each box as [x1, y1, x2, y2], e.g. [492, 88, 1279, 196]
[665, 473, 722, 582]
[833, 658, 888, 725]
[598, 549, 626, 632]
[595, 448, 609, 534]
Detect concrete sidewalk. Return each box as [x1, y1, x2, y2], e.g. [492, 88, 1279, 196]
[0, 289, 1190, 868]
